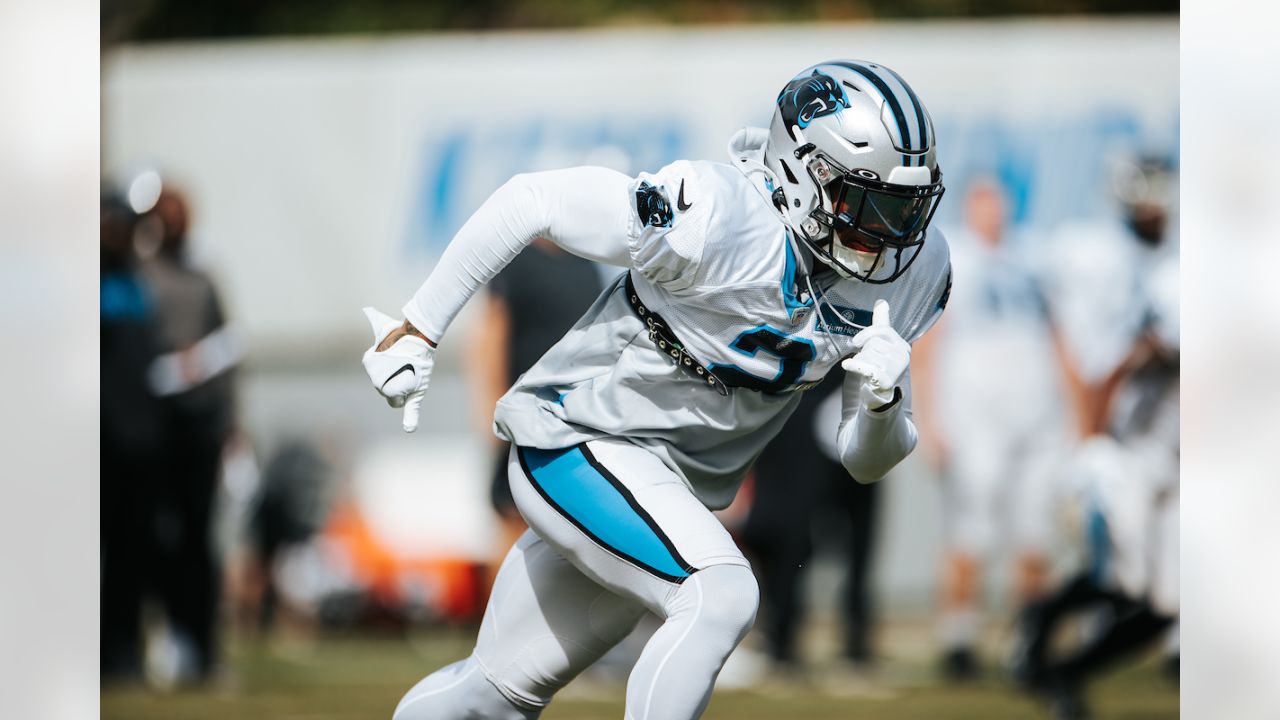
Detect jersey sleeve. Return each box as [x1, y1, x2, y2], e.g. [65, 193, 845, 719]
[625, 160, 711, 294]
[401, 166, 633, 342]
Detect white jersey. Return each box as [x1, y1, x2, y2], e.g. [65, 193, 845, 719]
[930, 228, 1067, 554]
[1041, 220, 1170, 383]
[935, 228, 1062, 434]
[493, 134, 952, 509]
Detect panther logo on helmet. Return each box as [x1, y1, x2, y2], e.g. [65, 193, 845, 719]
[777, 70, 851, 139]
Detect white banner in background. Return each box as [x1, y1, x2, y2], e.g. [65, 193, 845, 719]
[104, 19, 1176, 357]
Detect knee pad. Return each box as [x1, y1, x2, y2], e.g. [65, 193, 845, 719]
[683, 564, 759, 643]
[393, 657, 539, 720]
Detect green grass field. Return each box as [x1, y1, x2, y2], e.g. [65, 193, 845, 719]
[102, 626, 1177, 720]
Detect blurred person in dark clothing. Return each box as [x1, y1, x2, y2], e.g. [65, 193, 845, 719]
[101, 193, 167, 680]
[468, 238, 606, 564]
[741, 370, 881, 678]
[246, 439, 335, 632]
[137, 187, 240, 681]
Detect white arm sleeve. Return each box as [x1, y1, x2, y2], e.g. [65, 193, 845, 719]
[836, 368, 919, 483]
[402, 166, 634, 342]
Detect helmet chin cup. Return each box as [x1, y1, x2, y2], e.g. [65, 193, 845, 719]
[834, 245, 882, 277]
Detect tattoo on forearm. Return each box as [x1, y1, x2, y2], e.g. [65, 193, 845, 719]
[403, 321, 436, 347]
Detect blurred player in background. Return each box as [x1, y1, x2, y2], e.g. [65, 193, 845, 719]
[136, 186, 241, 681]
[360, 60, 952, 720]
[468, 238, 606, 571]
[1012, 156, 1179, 720]
[101, 193, 167, 681]
[913, 177, 1066, 679]
[1039, 156, 1177, 439]
[742, 370, 883, 679]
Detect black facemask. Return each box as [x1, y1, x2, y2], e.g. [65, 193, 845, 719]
[802, 156, 945, 283]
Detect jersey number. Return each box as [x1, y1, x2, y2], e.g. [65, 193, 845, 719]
[709, 326, 816, 394]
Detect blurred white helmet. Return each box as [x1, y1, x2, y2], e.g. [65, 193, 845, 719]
[765, 60, 945, 283]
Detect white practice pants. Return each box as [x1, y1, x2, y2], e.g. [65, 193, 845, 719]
[393, 438, 759, 720]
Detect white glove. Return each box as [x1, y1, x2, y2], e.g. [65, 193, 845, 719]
[361, 307, 436, 433]
[841, 299, 910, 409]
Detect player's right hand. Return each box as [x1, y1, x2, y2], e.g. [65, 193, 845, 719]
[361, 307, 436, 433]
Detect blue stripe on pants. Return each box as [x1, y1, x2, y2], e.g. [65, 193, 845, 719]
[518, 445, 693, 583]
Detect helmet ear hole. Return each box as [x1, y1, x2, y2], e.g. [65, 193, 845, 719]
[779, 159, 799, 185]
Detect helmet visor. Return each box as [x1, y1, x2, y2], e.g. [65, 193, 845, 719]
[823, 171, 944, 250]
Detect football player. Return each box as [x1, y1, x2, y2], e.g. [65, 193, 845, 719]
[363, 60, 952, 720]
[913, 178, 1068, 679]
[1012, 155, 1179, 720]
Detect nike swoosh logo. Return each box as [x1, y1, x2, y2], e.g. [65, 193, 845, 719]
[677, 179, 693, 212]
[381, 363, 414, 391]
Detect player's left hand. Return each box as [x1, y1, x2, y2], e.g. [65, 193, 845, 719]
[842, 299, 910, 409]
[362, 307, 436, 433]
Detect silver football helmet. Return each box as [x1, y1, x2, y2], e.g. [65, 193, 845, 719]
[765, 60, 945, 283]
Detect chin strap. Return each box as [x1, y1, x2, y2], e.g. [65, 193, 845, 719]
[803, 272, 833, 335]
[768, 159, 878, 332]
[804, 270, 867, 338]
[780, 194, 862, 338]
[771, 187, 789, 213]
